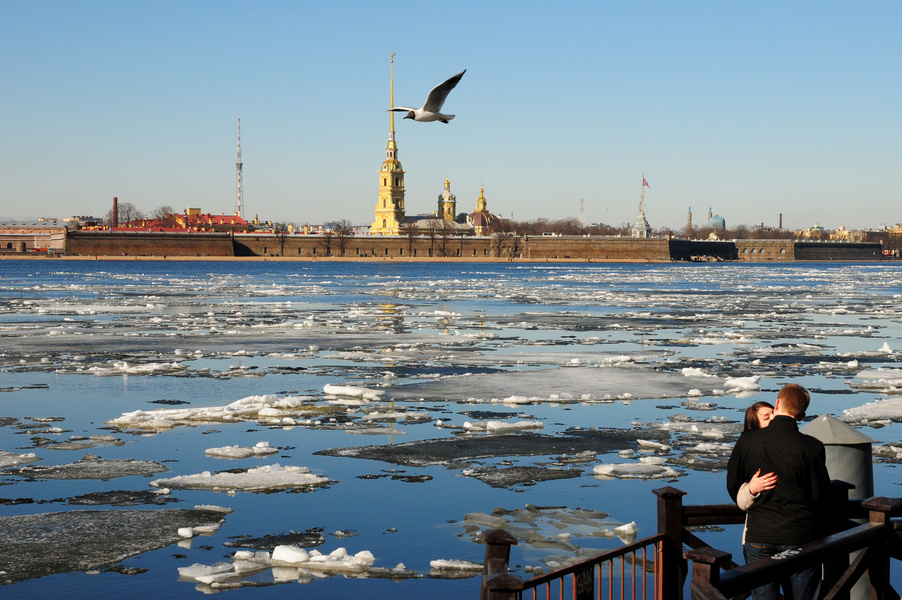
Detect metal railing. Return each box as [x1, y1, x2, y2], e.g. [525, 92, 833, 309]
[480, 529, 669, 600]
[525, 535, 666, 600]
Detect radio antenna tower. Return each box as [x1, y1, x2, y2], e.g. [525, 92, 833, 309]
[579, 199, 585, 226]
[235, 116, 244, 219]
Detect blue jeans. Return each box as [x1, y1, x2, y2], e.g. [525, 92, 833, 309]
[743, 541, 821, 600]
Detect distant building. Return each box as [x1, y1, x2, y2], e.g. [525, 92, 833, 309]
[437, 177, 456, 221]
[631, 179, 653, 238]
[707, 207, 726, 231]
[116, 208, 249, 233]
[631, 207, 652, 238]
[0, 219, 67, 253]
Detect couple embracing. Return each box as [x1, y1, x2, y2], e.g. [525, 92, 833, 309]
[727, 384, 832, 600]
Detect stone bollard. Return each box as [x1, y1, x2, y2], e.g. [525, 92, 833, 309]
[800, 415, 875, 500]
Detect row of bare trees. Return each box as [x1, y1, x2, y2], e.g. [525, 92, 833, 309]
[105, 204, 180, 227]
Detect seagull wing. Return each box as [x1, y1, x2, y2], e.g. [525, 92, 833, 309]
[422, 70, 466, 112]
[388, 106, 416, 112]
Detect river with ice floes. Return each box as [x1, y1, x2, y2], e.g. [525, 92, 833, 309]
[1, 260, 901, 598]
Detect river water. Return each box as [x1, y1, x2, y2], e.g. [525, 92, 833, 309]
[1, 260, 900, 599]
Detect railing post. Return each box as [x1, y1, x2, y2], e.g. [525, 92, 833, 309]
[480, 529, 522, 600]
[861, 497, 901, 600]
[824, 481, 854, 600]
[684, 546, 731, 595]
[655, 486, 687, 600]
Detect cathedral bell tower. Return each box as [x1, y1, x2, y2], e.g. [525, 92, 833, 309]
[372, 53, 406, 235]
[437, 177, 456, 221]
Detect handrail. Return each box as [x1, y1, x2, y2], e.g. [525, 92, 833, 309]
[687, 522, 884, 599]
[522, 533, 667, 589]
[685, 496, 902, 600]
[481, 530, 669, 600]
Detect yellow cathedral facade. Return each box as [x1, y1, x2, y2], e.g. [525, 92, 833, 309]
[371, 54, 499, 237]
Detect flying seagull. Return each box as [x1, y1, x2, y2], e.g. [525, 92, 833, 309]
[390, 69, 466, 124]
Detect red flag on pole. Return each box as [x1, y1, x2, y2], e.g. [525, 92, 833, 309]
[643, 177, 650, 188]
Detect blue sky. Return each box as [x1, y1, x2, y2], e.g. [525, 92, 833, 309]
[2, 1, 900, 231]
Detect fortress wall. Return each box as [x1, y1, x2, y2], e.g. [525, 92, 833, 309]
[66, 231, 235, 257]
[523, 236, 671, 260]
[60, 231, 886, 262]
[734, 240, 795, 261]
[669, 239, 738, 261]
[233, 234, 500, 258]
[793, 242, 883, 261]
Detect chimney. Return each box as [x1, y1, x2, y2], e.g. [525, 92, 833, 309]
[112, 197, 119, 228]
[779, 213, 783, 229]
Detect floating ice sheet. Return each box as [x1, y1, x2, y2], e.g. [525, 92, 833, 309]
[0, 450, 41, 469]
[178, 545, 378, 588]
[390, 365, 728, 404]
[841, 397, 902, 425]
[593, 463, 683, 479]
[0, 507, 230, 583]
[205, 441, 279, 459]
[150, 464, 329, 493]
[7, 454, 167, 480]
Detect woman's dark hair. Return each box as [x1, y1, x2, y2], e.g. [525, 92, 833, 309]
[743, 401, 774, 432]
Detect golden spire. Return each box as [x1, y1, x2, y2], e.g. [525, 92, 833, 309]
[389, 53, 396, 138]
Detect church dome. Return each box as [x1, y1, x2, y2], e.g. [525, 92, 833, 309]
[469, 211, 497, 228]
[708, 215, 726, 230]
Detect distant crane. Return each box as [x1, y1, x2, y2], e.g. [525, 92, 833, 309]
[236, 117, 244, 219]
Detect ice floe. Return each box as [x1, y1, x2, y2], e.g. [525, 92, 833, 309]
[723, 376, 760, 393]
[840, 397, 902, 425]
[429, 559, 483, 572]
[178, 545, 377, 587]
[463, 504, 638, 569]
[323, 384, 385, 400]
[0, 506, 230, 583]
[150, 464, 329, 493]
[593, 463, 682, 479]
[7, 454, 166, 480]
[205, 441, 279, 459]
[107, 394, 319, 431]
[0, 450, 41, 469]
[462, 420, 544, 432]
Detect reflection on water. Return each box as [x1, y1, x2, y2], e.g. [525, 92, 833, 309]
[1, 261, 901, 598]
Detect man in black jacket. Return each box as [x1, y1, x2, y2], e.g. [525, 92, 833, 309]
[726, 383, 831, 600]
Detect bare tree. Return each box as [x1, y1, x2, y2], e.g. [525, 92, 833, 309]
[492, 230, 515, 257]
[273, 222, 290, 256]
[151, 206, 178, 228]
[402, 221, 419, 255]
[334, 219, 354, 256]
[437, 221, 453, 257]
[554, 217, 582, 236]
[105, 202, 144, 227]
[319, 227, 334, 257]
[426, 222, 438, 256]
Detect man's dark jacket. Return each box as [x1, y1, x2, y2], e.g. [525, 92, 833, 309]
[727, 415, 831, 545]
